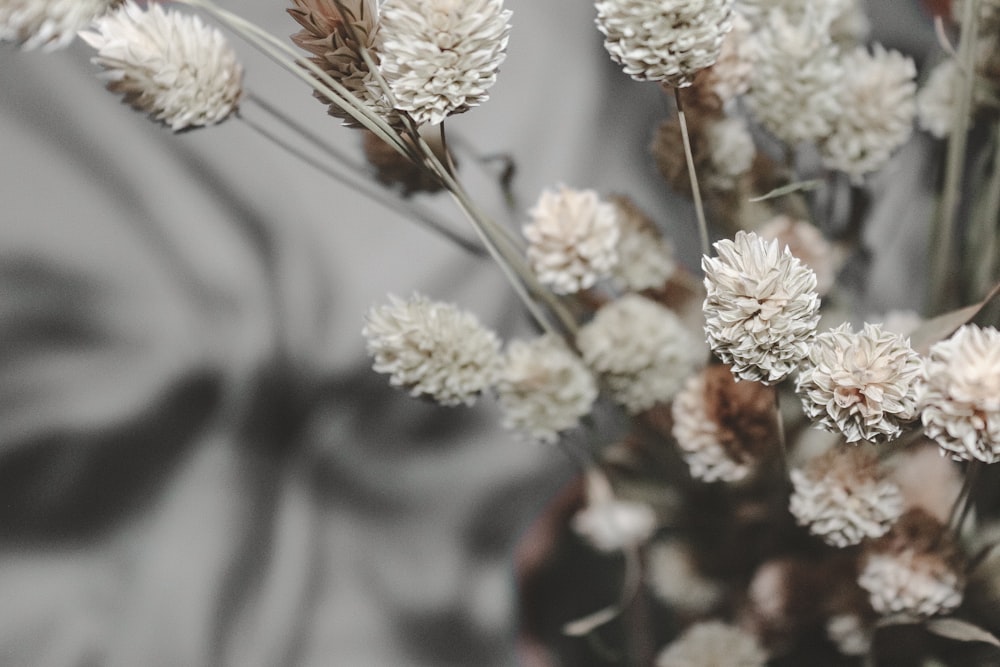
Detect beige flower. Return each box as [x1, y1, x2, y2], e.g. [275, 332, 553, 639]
[917, 59, 961, 139]
[757, 215, 837, 296]
[647, 538, 722, 614]
[79, 2, 243, 132]
[655, 621, 766, 667]
[0, 0, 118, 51]
[701, 11, 754, 102]
[608, 196, 676, 291]
[572, 472, 657, 552]
[362, 293, 501, 406]
[702, 231, 820, 384]
[796, 322, 923, 444]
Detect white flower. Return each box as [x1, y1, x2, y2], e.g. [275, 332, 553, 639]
[495, 334, 597, 443]
[362, 293, 501, 406]
[921, 325, 1000, 463]
[796, 323, 923, 444]
[0, 0, 117, 51]
[79, 2, 243, 132]
[572, 472, 656, 552]
[746, 9, 844, 146]
[608, 196, 675, 291]
[655, 621, 767, 667]
[757, 215, 837, 296]
[917, 59, 961, 139]
[702, 231, 821, 384]
[702, 11, 754, 102]
[595, 0, 734, 87]
[377, 0, 512, 125]
[826, 614, 872, 657]
[577, 294, 701, 413]
[705, 115, 756, 189]
[523, 186, 620, 295]
[789, 447, 904, 548]
[648, 539, 723, 615]
[821, 45, 917, 181]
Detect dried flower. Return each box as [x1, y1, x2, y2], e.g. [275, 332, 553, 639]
[79, 2, 243, 132]
[701, 11, 754, 102]
[377, 0, 512, 125]
[757, 215, 837, 296]
[671, 365, 776, 483]
[577, 294, 701, 413]
[745, 9, 844, 146]
[917, 59, 960, 139]
[705, 115, 756, 189]
[921, 324, 1000, 463]
[595, 0, 734, 87]
[572, 472, 657, 552]
[288, 0, 395, 126]
[361, 128, 447, 195]
[608, 195, 675, 291]
[495, 334, 598, 443]
[821, 45, 917, 181]
[655, 621, 767, 667]
[362, 293, 501, 406]
[523, 185, 620, 295]
[647, 538, 723, 614]
[789, 447, 904, 548]
[825, 614, 872, 657]
[0, 0, 118, 51]
[858, 508, 965, 618]
[796, 322, 923, 444]
[702, 231, 821, 384]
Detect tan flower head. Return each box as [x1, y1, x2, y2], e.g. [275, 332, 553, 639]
[702, 231, 821, 384]
[789, 447, 904, 547]
[362, 293, 501, 406]
[80, 2, 243, 132]
[0, 0, 119, 51]
[655, 621, 766, 667]
[796, 322, 923, 444]
[595, 0, 734, 87]
[921, 324, 1000, 462]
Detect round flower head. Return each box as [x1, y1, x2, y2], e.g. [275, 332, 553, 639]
[789, 447, 904, 548]
[362, 293, 501, 406]
[577, 294, 701, 413]
[796, 322, 923, 444]
[595, 0, 734, 87]
[377, 0, 512, 125]
[523, 186, 620, 295]
[79, 2, 243, 132]
[702, 230, 821, 384]
[672, 365, 777, 483]
[608, 195, 676, 292]
[495, 334, 598, 443]
[655, 621, 766, 667]
[705, 115, 756, 189]
[0, 0, 118, 51]
[288, 0, 396, 126]
[921, 325, 1000, 463]
[858, 508, 965, 618]
[701, 11, 754, 102]
[917, 59, 961, 139]
[821, 45, 917, 182]
[572, 472, 656, 552]
[647, 538, 722, 614]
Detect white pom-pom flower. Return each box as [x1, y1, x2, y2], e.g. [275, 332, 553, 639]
[363, 293, 501, 407]
[523, 186, 620, 295]
[0, 0, 117, 51]
[702, 231, 820, 384]
[705, 115, 756, 189]
[377, 0, 512, 125]
[595, 0, 734, 87]
[79, 2, 243, 132]
[572, 472, 657, 552]
[921, 325, 1000, 463]
[796, 322, 923, 445]
[655, 621, 767, 667]
[917, 59, 961, 139]
[495, 334, 597, 443]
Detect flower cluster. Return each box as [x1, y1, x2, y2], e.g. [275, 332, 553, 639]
[0, 0, 118, 51]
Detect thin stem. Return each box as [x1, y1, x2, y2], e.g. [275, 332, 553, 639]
[774, 389, 790, 479]
[948, 460, 983, 537]
[236, 112, 484, 257]
[438, 121, 458, 178]
[674, 88, 710, 257]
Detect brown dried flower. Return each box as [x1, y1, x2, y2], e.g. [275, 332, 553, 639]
[361, 129, 448, 195]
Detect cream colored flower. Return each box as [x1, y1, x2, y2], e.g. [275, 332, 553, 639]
[672, 365, 776, 483]
[377, 0, 512, 125]
[523, 186, 619, 295]
[595, 0, 734, 87]
[655, 621, 766, 667]
[859, 509, 965, 618]
[702, 11, 754, 102]
[917, 59, 960, 139]
[647, 539, 723, 615]
[826, 614, 872, 657]
[0, 0, 118, 51]
[821, 45, 917, 181]
[705, 115, 756, 189]
[495, 334, 597, 443]
[796, 323, 923, 444]
[789, 447, 904, 548]
[572, 472, 657, 552]
[921, 324, 1000, 462]
[702, 231, 820, 384]
[577, 294, 700, 413]
[362, 293, 501, 406]
[757, 215, 837, 296]
[608, 195, 675, 291]
[79, 2, 243, 132]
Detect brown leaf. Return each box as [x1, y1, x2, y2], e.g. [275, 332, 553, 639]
[910, 283, 1000, 354]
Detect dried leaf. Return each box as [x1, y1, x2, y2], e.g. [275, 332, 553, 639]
[748, 179, 822, 203]
[562, 604, 621, 637]
[925, 618, 1000, 647]
[909, 283, 1000, 354]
